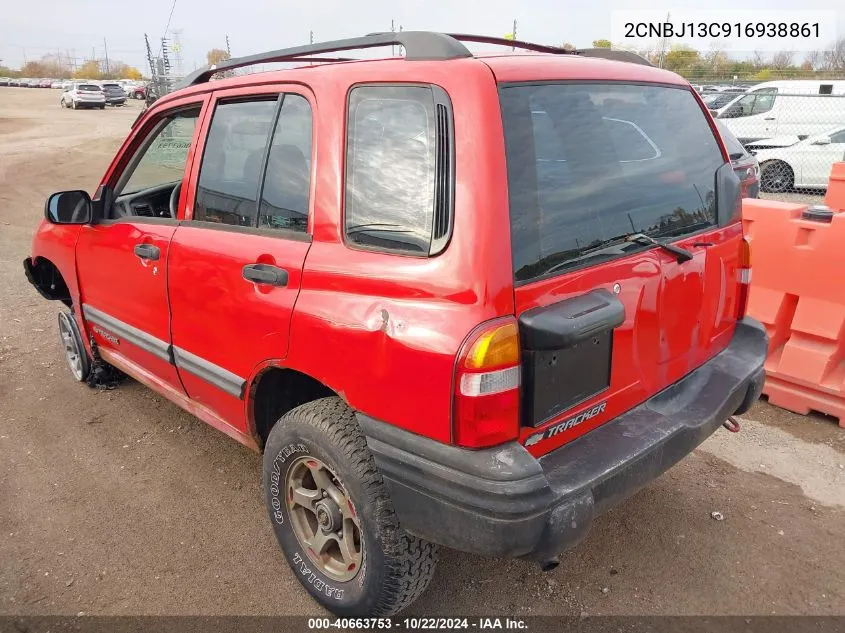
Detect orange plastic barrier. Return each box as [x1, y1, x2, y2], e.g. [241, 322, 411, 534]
[743, 162, 845, 428]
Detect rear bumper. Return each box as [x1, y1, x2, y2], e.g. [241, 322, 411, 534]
[359, 318, 767, 560]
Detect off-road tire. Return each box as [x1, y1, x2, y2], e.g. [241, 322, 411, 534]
[263, 397, 438, 616]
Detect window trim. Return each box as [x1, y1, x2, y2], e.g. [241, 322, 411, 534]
[255, 93, 314, 235]
[342, 82, 455, 258]
[187, 86, 316, 241]
[111, 103, 203, 196]
[192, 94, 283, 230]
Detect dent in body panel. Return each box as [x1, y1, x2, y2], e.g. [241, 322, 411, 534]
[287, 262, 499, 443]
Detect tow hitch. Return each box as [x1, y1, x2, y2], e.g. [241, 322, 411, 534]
[722, 416, 741, 433]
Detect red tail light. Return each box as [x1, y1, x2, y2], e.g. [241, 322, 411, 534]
[452, 318, 520, 448]
[737, 236, 752, 318]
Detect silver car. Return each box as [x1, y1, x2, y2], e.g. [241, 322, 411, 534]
[60, 83, 106, 110]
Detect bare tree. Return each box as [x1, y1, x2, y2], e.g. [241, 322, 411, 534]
[771, 50, 795, 70]
[751, 50, 767, 69]
[705, 44, 729, 72]
[804, 50, 823, 70]
[823, 36, 845, 70]
[561, 42, 576, 51]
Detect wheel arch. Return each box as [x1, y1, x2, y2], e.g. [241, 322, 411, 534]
[24, 256, 73, 307]
[248, 364, 341, 450]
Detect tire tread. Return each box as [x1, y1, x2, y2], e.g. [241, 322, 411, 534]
[277, 397, 438, 616]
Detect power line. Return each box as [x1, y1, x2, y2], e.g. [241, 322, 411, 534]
[158, 0, 178, 56]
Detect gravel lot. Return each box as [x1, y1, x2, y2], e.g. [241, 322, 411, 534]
[0, 87, 843, 617]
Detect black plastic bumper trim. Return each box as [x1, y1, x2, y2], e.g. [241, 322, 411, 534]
[172, 346, 246, 400]
[358, 318, 768, 560]
[82, 304, 172, 363]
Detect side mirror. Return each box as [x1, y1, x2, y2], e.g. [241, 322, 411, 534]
[45, 190, 92, 224]
[813, 136, 831, 145]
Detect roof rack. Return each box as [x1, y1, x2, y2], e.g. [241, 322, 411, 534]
[179, 31, 651, 88]
[445, 34, 653, 66]
[571, 47, 654, 66]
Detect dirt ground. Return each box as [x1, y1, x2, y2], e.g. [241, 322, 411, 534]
[0, 87, 843, 618]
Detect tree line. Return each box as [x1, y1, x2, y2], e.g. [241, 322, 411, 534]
[0, 52, 143, 80]
[575, 37, 845, 82]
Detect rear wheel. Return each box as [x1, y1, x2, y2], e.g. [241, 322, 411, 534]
[58, 311, 90, 382]
[263, 397, 438, 616]
[760, 160, 794, 193]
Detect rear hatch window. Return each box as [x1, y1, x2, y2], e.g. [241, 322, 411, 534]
[500, 83, 726, 283]
[78, 85, 101, 92]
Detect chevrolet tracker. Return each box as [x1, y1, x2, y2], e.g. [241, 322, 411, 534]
[24, 32, 767, 616]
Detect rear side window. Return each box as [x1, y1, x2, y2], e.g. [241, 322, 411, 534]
[500, 83, 725, 283]
[258, 94, 312, 233]
[345, 85, 453, 255]
[195, 99, 278, 226]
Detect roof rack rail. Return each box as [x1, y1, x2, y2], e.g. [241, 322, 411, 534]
[179, 31, 652, 88]
[180, 32, 472, 87]
[444, 34, 652, 66]
[446, 33, 569, 55]
[572, 47, 653, 67]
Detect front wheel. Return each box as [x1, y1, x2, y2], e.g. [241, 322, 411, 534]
[263, 398, 438, 616]
[58, 311, 90, 382]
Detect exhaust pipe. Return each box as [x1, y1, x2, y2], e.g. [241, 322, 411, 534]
[722, 416, 741, 433]
[539, 556, 560, 572]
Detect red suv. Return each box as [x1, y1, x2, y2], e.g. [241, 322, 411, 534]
[24, 32, 767, 616]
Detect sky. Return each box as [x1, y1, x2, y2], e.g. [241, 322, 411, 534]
[1, 0, 841, 74]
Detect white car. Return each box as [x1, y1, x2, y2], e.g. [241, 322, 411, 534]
[60, 83, 106, 110]
[752, 127, 845, 192]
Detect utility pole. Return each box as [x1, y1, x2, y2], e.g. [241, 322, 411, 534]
[144, 33, 156, 82]
[512, 19, 517, 50]
[391, 19, 396, 56]
[310, 30, 314, 44]
[658, 11, 670, 69]
[225, 35, 231, 57]
[103, 38, 110, 75]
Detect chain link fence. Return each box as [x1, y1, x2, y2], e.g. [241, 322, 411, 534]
[711, 92, 845, 205]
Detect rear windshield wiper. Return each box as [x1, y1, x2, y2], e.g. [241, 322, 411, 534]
[537, 236, 641, 277]
[533, 231, 695, 280]
[626, 233, 693, 263]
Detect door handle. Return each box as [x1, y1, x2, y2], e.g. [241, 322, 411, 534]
[764, 117, 776, 120]
[242, 263, 288, 287]
[134, 243, 160, 261]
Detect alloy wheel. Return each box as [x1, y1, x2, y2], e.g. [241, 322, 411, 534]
[285, 455, 363, 582]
